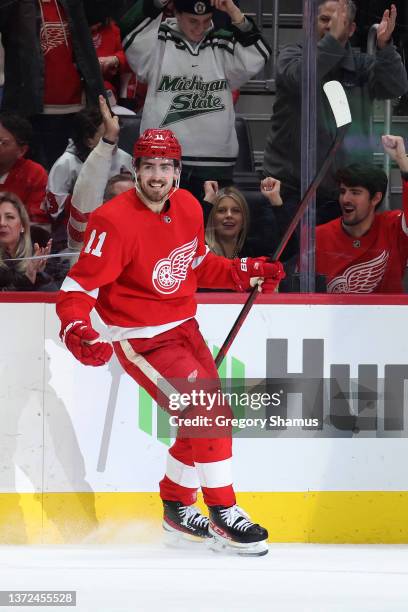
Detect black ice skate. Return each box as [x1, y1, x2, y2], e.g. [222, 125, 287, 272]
[209, 505, 269, 556]
[162, 500, 211, 545]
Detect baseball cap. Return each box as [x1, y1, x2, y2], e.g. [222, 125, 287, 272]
[173, 0, 213, 15]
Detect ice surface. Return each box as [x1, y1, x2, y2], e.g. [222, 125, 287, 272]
[1, 539, 408, 612]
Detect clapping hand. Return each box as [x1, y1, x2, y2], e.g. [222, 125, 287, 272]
[25, 239, 52, 284]
[329, 0, 351, 45]
[376, 4, 397, 49]
[98, 55, 119, 76]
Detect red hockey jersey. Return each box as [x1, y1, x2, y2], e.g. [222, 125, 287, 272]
[40, 0, 83, 111]
[316, 179, 408, 293]
[0, 158, 49, 224]
[57, 188, 237, 337]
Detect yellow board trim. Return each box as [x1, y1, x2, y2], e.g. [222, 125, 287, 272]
[1, 491, 408, 544]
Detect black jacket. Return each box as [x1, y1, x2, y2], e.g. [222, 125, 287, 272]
[0, 0, 106, 116]
[0, 260, 58, 292]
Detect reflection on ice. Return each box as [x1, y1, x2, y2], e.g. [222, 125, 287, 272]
[0, 543, 408, 612]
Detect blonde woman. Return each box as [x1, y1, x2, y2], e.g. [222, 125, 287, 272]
[0, 192, 53, 291]
[205, 186, 249, 258]
[204, 178, 283, 259]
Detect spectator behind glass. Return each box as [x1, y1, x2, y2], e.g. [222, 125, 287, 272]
[103, 173, 135, 201]
[119, 0, 271, 200]
[0, 113, 49, 227]
[0, 192, 55, 292]
[68, 96, 133, 252]
[262, 0, 408, 260]
[0, 0, 106, 171]
[315, 135, 408, 293]
[84, 4, 137, 115]
[154, 0, 240, 107]
[46, 105, 132, 257]
[204, 179, 282, 259]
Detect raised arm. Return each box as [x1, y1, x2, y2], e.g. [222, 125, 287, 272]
[368, 5, 408, 99]
[381, 135, 408, 225]
[120, 0, 167, 79]
[69, 96, 122, 251]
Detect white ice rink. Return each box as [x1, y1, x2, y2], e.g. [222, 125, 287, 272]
[1, 541, 408, 612]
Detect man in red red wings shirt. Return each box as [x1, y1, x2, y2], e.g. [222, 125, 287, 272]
[316, 135, 408, 293]
[56, 128, 284, 556]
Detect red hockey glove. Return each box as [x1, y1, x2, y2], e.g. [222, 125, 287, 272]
[231, 257, 285, 293]
[60, 320, 113, 367]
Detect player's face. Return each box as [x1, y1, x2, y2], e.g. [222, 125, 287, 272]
[137, 158, 178, 203]
[0, 123, 27, 171]
[176, 12, 213, 42]
[0, 201, 23, 253]
[339, 183, 380, 228]
[213, 197, 244, 240]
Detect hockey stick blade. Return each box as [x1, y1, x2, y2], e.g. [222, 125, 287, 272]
[323, 80, 351, 128]
[215, 81, 351, 368]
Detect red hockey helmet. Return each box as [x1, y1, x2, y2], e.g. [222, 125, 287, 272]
[133, 129, 182, 162]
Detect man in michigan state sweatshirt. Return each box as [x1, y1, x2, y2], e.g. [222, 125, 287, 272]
[119, 0, 271, 198]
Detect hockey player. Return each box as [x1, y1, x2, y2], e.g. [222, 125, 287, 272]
[315, 135, 408, 293]
[56, 128, 285, 556]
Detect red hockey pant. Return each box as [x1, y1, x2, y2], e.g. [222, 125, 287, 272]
[113, 318, 236, 507]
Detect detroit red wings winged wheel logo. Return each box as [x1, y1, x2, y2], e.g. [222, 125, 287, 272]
[327, 250, 389, 293]
[152, 237, 198, 294]
[40, 23, 70, 55]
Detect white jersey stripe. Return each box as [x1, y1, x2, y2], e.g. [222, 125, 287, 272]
[69, 215, 86, 233]
[60, 276, 99, 299]
[108, 318, 191, 341]
[165, 454, 200, 489]
[119, 339, 179, 401]
[192, 246, 210, 270]
[195, 457, 233, 488]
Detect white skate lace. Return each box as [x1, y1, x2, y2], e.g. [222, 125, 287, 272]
[180, 505, 209, 529]
[219, 505, 254, 532]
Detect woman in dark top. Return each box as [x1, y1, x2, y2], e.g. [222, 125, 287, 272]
[204, 178, 283, 259]
[0, 191, 55, 291]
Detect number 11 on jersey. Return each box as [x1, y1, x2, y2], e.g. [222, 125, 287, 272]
[84, 230, 107, 257]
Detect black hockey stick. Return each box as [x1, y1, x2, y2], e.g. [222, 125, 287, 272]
[215, 81, 352, 368]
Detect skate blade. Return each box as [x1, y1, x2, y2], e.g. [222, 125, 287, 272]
[162, 523, 212, 549]
[208, 533, 269, 557]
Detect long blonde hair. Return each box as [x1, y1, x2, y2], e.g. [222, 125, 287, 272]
[0, 192, 33, 273]
[205, 186, 250, 258]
